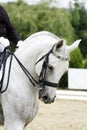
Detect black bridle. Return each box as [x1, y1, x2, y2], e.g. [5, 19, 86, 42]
[35, 45, 69, 88]
[0, 45, 69, 93]
[35, 46, 58, 88]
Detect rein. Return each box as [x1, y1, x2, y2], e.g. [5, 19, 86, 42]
[0, 45, 69, 93]
[13, 46, 59, 88]
[13, 54, 38, 87]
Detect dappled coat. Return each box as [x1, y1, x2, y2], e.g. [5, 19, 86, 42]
[0, 5, 21, 45]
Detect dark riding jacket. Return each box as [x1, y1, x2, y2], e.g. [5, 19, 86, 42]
[0, 6, 21, 45]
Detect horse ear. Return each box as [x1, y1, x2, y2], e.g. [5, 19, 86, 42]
[68, 39, 81, 53]
[54, 39, 64, 51]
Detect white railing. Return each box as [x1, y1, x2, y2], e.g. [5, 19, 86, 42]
[56, 90, 87, 101]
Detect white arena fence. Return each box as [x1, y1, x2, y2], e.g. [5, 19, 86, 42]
[56, 90, 87, 101]
[56, 68, 87, 101]
[68, 68, 87, 90]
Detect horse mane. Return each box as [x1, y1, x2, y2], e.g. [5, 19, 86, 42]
[15, 31, 61, 55]
[24, 31, 60, 44]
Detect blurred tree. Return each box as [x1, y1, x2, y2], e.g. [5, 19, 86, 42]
[58, 72, 68, 89]
[78, 6, 87, 58]
[70, 0, 87, 58]
[70, 48, 83, 68]
[70, 0, 80, 34]
[4, 2, 76, 42]
[83, 58, 87, 68]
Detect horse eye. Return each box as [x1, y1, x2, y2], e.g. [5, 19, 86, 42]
[48, 65, 54, 71]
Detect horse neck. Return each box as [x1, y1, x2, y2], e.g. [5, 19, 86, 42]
[14, 42, 52, 78]
[14, 31, 60, 81]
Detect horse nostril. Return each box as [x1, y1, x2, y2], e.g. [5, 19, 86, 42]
[42, 95, 56, 103]
[43, 95, 48, 101]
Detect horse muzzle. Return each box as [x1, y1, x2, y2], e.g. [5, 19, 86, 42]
[39, 89, 56, 104]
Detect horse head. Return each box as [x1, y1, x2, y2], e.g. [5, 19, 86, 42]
[35, 39, 81, 104]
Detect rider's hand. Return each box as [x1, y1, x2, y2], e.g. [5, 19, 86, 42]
[0, 37, 10, 47]
[17, 40, 24, 47]
[0, 37, 10, 52]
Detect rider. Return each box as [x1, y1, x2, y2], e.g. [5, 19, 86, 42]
[0, 5, 22, 52]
